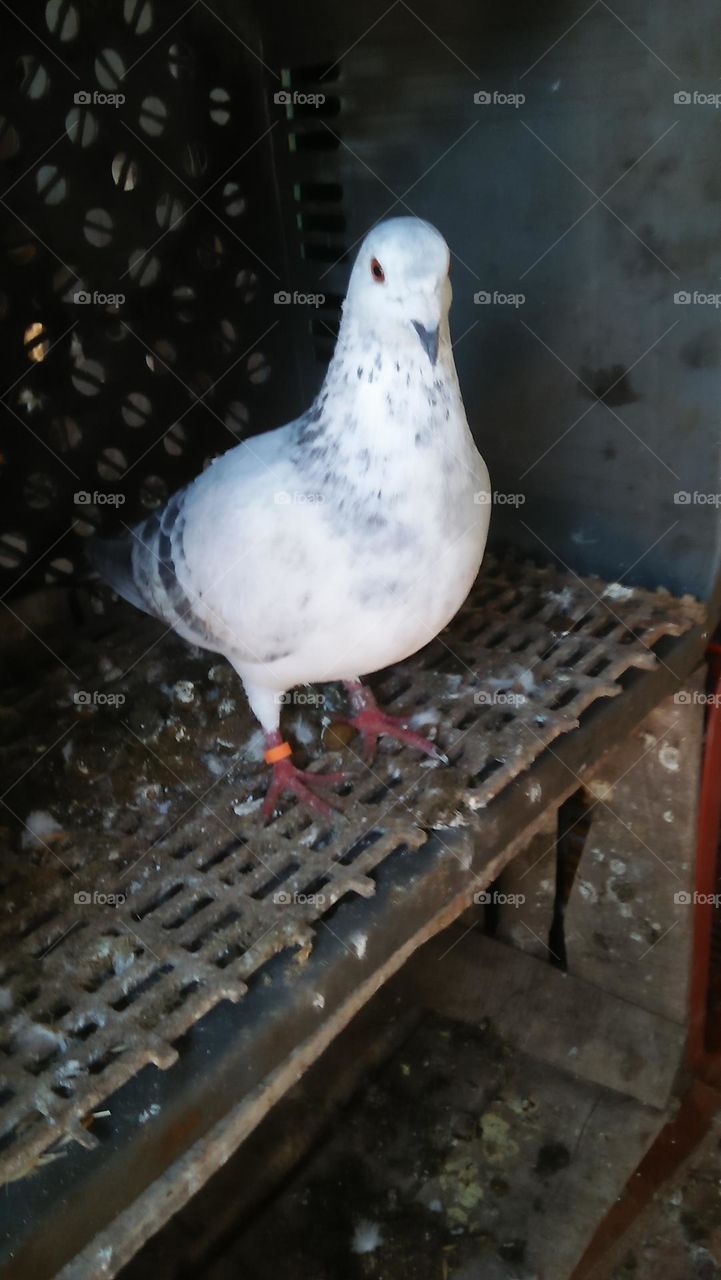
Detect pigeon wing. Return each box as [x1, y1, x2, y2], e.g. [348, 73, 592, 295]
[89, 485, 215, 647]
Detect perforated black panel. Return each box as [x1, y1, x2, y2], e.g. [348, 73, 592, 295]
[0, 0, 301, 597]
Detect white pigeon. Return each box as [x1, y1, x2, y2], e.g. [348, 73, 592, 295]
[91, 217, 491, 819]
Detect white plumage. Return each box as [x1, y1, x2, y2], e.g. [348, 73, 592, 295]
[92, 217, 491, 816]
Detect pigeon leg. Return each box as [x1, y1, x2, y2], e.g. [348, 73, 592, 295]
[339, 680, 444, 764]
[262, 731, 345, 823]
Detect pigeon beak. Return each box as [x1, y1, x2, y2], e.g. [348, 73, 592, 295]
[411, 321, 439, 367]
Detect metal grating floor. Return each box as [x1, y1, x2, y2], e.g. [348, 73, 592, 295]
[0, 554, 704, 1182]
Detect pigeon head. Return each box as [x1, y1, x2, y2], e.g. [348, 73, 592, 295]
[344, 217, 451, 367]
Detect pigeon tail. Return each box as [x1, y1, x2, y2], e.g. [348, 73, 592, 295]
[86, 536, 146, 612]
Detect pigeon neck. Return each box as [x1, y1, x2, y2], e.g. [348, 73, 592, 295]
[325, 314, 456, 393]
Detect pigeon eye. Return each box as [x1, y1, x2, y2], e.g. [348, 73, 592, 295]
[370, 257, 385, 283]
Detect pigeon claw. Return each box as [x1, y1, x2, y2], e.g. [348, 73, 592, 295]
[341, 707, 443, 765]
[262, 758, 345, 824]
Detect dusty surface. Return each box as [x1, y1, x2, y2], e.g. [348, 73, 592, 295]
[176, 1010, 661, 1280]
[604, 1110, 721, 1280]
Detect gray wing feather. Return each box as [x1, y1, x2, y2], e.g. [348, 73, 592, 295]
[89, 487, 215, 646]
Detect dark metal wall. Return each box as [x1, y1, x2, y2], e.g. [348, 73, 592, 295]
[1, 0, 720, 604]
[263, 0, 721, 602]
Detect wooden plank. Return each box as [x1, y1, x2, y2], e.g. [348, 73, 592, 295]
[398, 926, 686, 1110]
[564, 683, 703, 1023]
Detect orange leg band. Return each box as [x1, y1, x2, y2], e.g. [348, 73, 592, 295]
[264, 740, 293, 766]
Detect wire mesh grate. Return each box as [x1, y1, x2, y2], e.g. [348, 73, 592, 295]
[0, 553, 704, 1180]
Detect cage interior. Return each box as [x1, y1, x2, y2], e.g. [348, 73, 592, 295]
[0, 1, 718, 1274]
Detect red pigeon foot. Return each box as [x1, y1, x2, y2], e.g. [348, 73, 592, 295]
[262, 734, 344, 823]
[338, 681, 446, 764]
